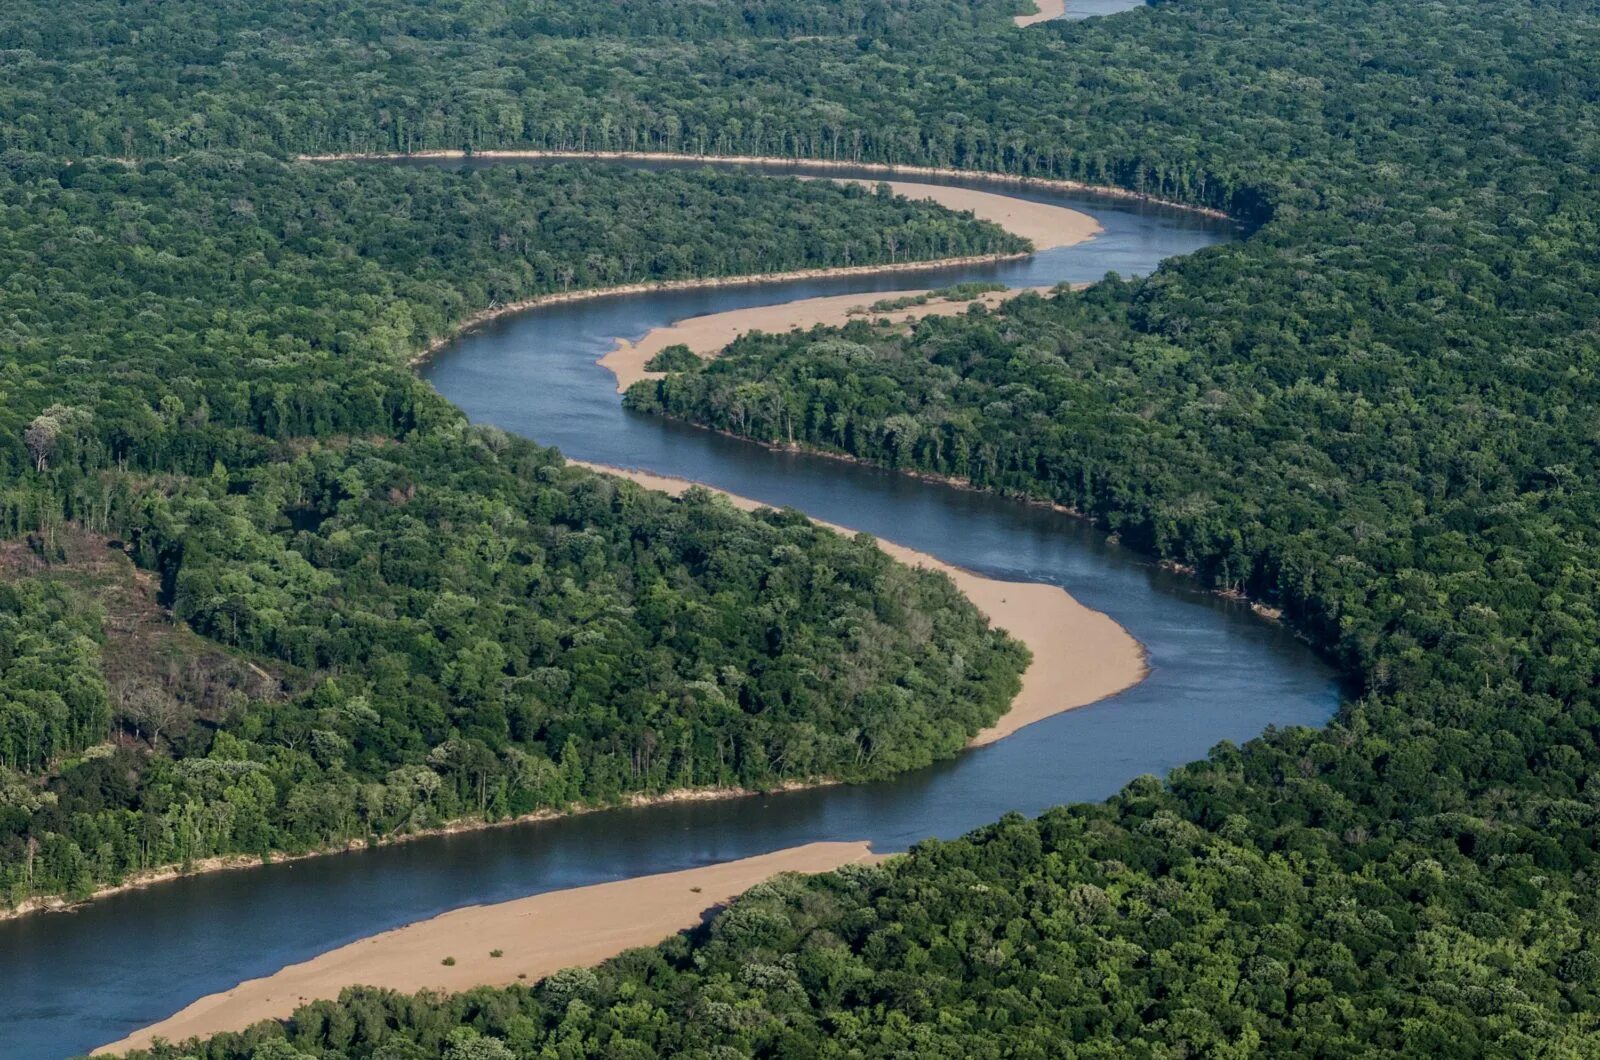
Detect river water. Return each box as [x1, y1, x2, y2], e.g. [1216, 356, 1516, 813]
[1, 161, 1340, 1060]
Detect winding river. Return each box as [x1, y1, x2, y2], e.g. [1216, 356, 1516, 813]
[0, 160, 1342, 1060]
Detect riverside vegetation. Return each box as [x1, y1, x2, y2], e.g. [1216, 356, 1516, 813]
[0, 0, 1595, 1054]
[0, 155, 1028, 909]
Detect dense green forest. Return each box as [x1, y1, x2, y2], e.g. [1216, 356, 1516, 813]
[0, 155, 1027, 907]
[0, 0, 1594, 1053]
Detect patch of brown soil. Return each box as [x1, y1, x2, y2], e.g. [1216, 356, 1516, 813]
[0, 527, 284, 754]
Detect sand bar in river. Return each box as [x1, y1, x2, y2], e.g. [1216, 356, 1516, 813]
[97, 843, 880, 1055]
[807, 178, 1101, 251]
[1014, 0, 1067, 26]
[603, 177, 1097, 391]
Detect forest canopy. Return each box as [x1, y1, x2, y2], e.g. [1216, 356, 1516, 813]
[3, 0, 1599, 1054]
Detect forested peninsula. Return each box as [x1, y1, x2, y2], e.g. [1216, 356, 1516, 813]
[0, 156, 1031, 912]
[0, 0, 1596, 1054]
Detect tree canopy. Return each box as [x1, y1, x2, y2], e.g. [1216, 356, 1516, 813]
[5, 0, 1600, 1053]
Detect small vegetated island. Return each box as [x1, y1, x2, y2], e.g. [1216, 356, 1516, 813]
[0, 0, 1596, 1055]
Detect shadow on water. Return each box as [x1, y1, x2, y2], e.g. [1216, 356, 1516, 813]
[0, 160, 1339, 1060]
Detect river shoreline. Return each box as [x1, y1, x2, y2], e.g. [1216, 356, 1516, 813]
[617, 424, 1304, 634]
[408, 250, 1031, 368]
[95, 843, 886, 1056]
[298, 150, 1233, 221]
[602, 283, 1060, 391]
[0, 779, 837, 924]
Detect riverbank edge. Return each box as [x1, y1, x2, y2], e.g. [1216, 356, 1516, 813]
[406, 251, 1032, 369]
[568, 460, 1149, 747]
[0, 779, 839, 923]
[297, 150, 1234, 222]
[621, 415, 1295, 633]
[95, 842, 891, 1056]
[602, 281, 1069, 391]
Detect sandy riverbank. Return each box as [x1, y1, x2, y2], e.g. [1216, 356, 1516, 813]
[0, 780, 843, 924]
[96, 843, 882, 1055]
[1015, 0, 1068, 26]
[802, 177, 1100, 251]
[569, 461, 1146, 747]
[599, 175, 1097, 392]
[603, 284, 1055, 391]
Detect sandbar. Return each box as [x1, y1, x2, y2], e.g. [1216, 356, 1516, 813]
[96, 843, 881, 1055]
[1014, 0, 1067, 26]
[803, 177, 1101, 251]
[601, 178, 1096, 391]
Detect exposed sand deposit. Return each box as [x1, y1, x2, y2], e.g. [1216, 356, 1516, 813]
[1015, 0, 1068, 26]
[410, 252, 1029, 368]
[802, 177, 1101, 251]
[568, 462, 1147, 746]
[602, 284, 1055, 391]
[97, 843, 881, 1056]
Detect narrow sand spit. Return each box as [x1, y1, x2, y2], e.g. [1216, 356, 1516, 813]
[96, 843, 881, 1056]
[804, 177, 1101, 251]
[603, 284, 1055, 392]
[1015, 0, 1068, 26]
[568, 462, 1146, 747]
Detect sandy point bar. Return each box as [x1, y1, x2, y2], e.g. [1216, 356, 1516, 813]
[96, 843, 882, 1055]
[1015, 0, 1067, 26]
[805, 177, 1101, 251]
[600, 178, 1097, 392]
